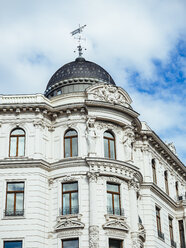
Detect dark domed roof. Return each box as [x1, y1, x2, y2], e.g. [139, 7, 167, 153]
[46, 57, 115, 91]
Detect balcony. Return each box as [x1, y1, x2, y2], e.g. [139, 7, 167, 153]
[59, 206, 79, 216]
[4, 209, 24, 216]
[107, 206, 124, 216]
[158, 230, 165, 240]
[171, 239, 177, 248]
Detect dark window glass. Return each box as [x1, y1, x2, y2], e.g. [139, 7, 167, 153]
[62, 239, 79, 248]
[62, 182, 78, 215]
[64, 129, 78, 158]
[107, 183, 121, 215]
[104, 131, 116, 159]
[179, 220, 186, 248]
[169, 216, 174, 241]
[152, 159, 157, 184]
[6, 182, 24, 216]
[4, 241, 22, 248]
[164, 171, 169, 195]
[109, 239, 122, 248]
[175, 181, 179, 199]
[10, 128, 25, 157]
[156, 206, 161, 233]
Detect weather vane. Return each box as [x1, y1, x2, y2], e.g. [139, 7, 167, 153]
[71, 24, 87, 57]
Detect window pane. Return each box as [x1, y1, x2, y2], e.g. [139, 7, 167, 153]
[104, 139, 109, 158]
[7, 193, 14, 211]
[11, 129, 25, 135]
[72, 137, 78, 157]
[10, 137, 17, 156]
[18, 137, 25, 156]
[110, 140, 115, 159]
[63, 183, 78, 192]
[107, 193, 113, 213]
[63, 239, 79, 248]
[104, 131, 114, 138]
[63, 193, 70, 214]
[65, 138, 70, 158]
[71, 192, 78, 213]
[107, 184, 119, 193]
[16, 193, 24, 211]
[4, 241, 22, 248]
[109, 239, 122, 248]
[8, 183, 24, 191]
[114, 194, 120, 214]
[65, 130, 77, 137]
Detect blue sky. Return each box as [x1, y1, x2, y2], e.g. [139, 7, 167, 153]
[0, 0, 185, 164]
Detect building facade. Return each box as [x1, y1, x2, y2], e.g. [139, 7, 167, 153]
[0, 56, 185, 248]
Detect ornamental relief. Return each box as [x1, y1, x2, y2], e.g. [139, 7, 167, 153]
[89, 225, 99, 248]
[103, 219, 129, 232]
[54, 218, 85, 232]
[86, 84, 132, 107]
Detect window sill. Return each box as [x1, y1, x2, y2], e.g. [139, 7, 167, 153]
[105, 213, 126, 222]
[57, 213, 82, 221]
[2, 216, 25, 220]
[158, 236, 165, 242]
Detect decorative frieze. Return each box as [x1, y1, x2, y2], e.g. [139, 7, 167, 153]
[87, 172, 99, 183]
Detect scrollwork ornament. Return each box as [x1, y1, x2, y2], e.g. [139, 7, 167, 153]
[87, 172, 99, 183]
[89, 225, 99, 248]
[128, 178, 140, 192]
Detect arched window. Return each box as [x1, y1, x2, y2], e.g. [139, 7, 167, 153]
[64, 129, 78, 158]
[152, 159, 157, 184]
[104, 131, 116, 159]
[9, 128, 25, 157]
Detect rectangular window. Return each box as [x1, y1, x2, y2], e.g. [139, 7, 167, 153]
[156, 206, 164, 240]
[107, 183, 121, 215]
[4, 241, 22, 248]
[164, 171, 169, 195]
[62, 182, 78, 215]
[5, 182, 24, 216]
[175, 181, 179, 199]
[109, 238, 123, 248]
[62, 239, 79, 248]
[169, 216, 174, 242]
[152, 159, 157, 184]
[179, 220, 186, 248]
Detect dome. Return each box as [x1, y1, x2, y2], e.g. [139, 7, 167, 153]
[44, 57, 115, 98]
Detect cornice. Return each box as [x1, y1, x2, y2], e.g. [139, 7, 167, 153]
[138, 131, 186, 180]
[141, 182, 183, 210]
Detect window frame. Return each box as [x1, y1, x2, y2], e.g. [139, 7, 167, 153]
[107, 183, 121, 215]
[64, 129, 78, 158]
[178, 220, 186, 248]
[4, 240, 22, 248]
[62, 182, 78, 215]
[168, 216, 174, 242]
[156, 206, 161, 233]
[9, 128, 25, 157]
[5, 182, 24, 216]
[104, 131, 116, 159]
[61, 238, 79, 248]
[109, 238, 123, 248]
[164, 171, 169, 195]
[175, 181, 179, 199]
[152, 159, 157, 184]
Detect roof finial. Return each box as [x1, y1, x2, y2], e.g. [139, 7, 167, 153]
[71, 24, 87, 57]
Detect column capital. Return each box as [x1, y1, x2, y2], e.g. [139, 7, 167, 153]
[87, 172, 100, 183]
[128, 178, 140, 192]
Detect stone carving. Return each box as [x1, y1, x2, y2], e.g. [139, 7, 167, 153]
[123, 126, 135, 162]
[132, 238, 143, 248]
[138, 223, 146, 243]
[103, 220, 129, 232]
[89, 225, 99, 248]
[128, 177, 140, 192]
[61, 175, 76, 182]
[85, 118, 97, 156]
[87, 172, 99, 183]
[90, 84, 130, 107]
[55, 219, 85, 232]
[166, 142, 177, 155]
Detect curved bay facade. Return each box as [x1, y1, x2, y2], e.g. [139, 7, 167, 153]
[0, 58, 185, 248]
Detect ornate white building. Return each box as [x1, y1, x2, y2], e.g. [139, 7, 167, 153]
[0, 56, 185, 248]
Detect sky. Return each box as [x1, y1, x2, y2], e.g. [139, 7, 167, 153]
[0, 0, 185, 164]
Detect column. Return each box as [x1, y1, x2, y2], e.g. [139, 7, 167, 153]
[128, 178, 141, 248]
[87, 172, 99, 248]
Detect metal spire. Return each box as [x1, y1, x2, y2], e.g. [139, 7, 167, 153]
[71, 24, 87, 57]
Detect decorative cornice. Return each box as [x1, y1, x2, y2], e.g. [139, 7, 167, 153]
[103, 219, 129, 232]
